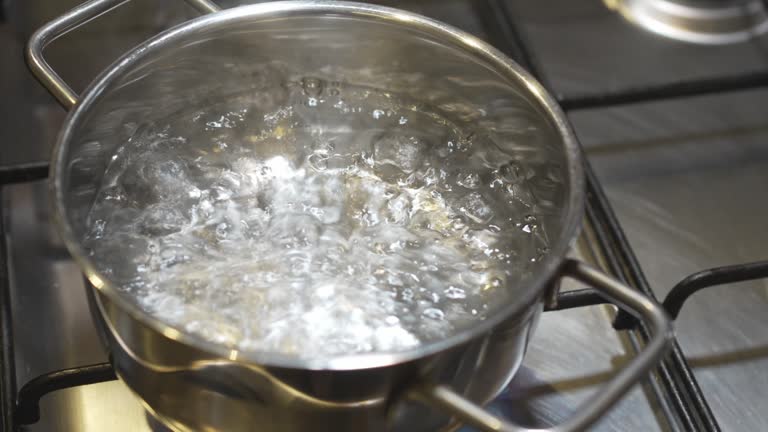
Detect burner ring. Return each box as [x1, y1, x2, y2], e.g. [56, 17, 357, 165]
[610, 0, 768, 44]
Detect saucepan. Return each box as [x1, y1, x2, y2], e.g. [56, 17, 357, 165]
[27, 1, 672, 431]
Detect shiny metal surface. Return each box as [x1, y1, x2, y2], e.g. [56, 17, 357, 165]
[570, 88, 768, 432]
[5, 179, 666, 431]
[95, 286, 541, 432]
[4, 181, 146, 431]
[513, 3, 768, 428]
[612, 0, 768, 45]
[90, 258, 670, 432]
[508, 0, 768, 97]
[24, 0, 674, 430]
[3, 0, 767, 431]
[42, 0, 585, 372]
[26, 0, 220, 109]
[27, 1, 615, 431]
[413, 260, 672, 432]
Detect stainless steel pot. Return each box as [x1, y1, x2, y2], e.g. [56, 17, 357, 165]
[27, 1, 673, 431]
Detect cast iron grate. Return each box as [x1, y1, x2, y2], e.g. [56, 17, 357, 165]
[2, 0, 768, 430]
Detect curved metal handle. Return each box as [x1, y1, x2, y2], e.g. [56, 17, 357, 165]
[412, 259, 673, 432]
[25, 0, 220, 110]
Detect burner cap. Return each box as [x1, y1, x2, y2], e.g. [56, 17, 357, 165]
[609, 0, 768, 44]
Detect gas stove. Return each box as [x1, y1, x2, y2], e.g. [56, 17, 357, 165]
[1, 0, 767, 431]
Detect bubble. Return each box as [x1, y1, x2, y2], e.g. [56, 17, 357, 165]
[444, 286, 467, 299]
[422, 308, 445, 320]
[307, 152, 329, 171]
[374, 325, 419, 350]
[373, 133, 426, 174]
[155, 243, 193, 270]
[301, 77, 324, 97]
[458, 192, 494, 224]
[400, 288, 416, 304]
[212, 185, 233, 202]
[99, 185, 126, 203]
[121, 152, 194, 204]
[385, 315, 400, 325]
[521, 214, 538, 233]
[456, 134, 474, 152]
[288, 252, 311, 274]
[88, 233, 150, 283]
[316, 284, 335, 299]
[138, 204, 188, 237]
[498, 162, 523, 183]
[506, 183, 535, 208]
[359, 151, 375, 167]
[89, 219, 106, 240]
[215, 222, 230, 240]
[457, 171, 481, 189]
[204, 111, 243, 130]
[359, 207, 381, 227]
[385, 193, 412, 225]
[483, 277, 503, 292]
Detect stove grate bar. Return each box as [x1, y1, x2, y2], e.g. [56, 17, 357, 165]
[558, 71, 768, 111]
[15, 363, 116, 425]
[545, 260, 768, 328]
[0, 189, 17, 432]
[614, 260, 768, 328]
[0, 162, 49, 185]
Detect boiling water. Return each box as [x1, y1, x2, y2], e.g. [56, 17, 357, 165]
[84, 77, 550, 359]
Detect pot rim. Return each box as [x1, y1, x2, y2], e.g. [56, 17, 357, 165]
[51, 0, 585, 371]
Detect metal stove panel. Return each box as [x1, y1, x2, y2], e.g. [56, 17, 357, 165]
[572, 88, 768, 432]
[505, 0, 768, 96]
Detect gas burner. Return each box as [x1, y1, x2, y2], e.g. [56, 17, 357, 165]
[609, 0, 768, 44]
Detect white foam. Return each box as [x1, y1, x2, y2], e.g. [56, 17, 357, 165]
[85, 81, 550, 359]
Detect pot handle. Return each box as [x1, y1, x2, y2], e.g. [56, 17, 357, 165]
[26, 0, 220, 110]
[411, 259, 673, 432]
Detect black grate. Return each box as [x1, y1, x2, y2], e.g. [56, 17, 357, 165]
[2, 0, 768, 429]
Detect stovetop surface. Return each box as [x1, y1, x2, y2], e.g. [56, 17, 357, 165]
[1, 1, 767, 431]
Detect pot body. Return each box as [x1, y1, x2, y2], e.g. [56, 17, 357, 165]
[90, 286, 543, 432]
[46, 3, 584, 431]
